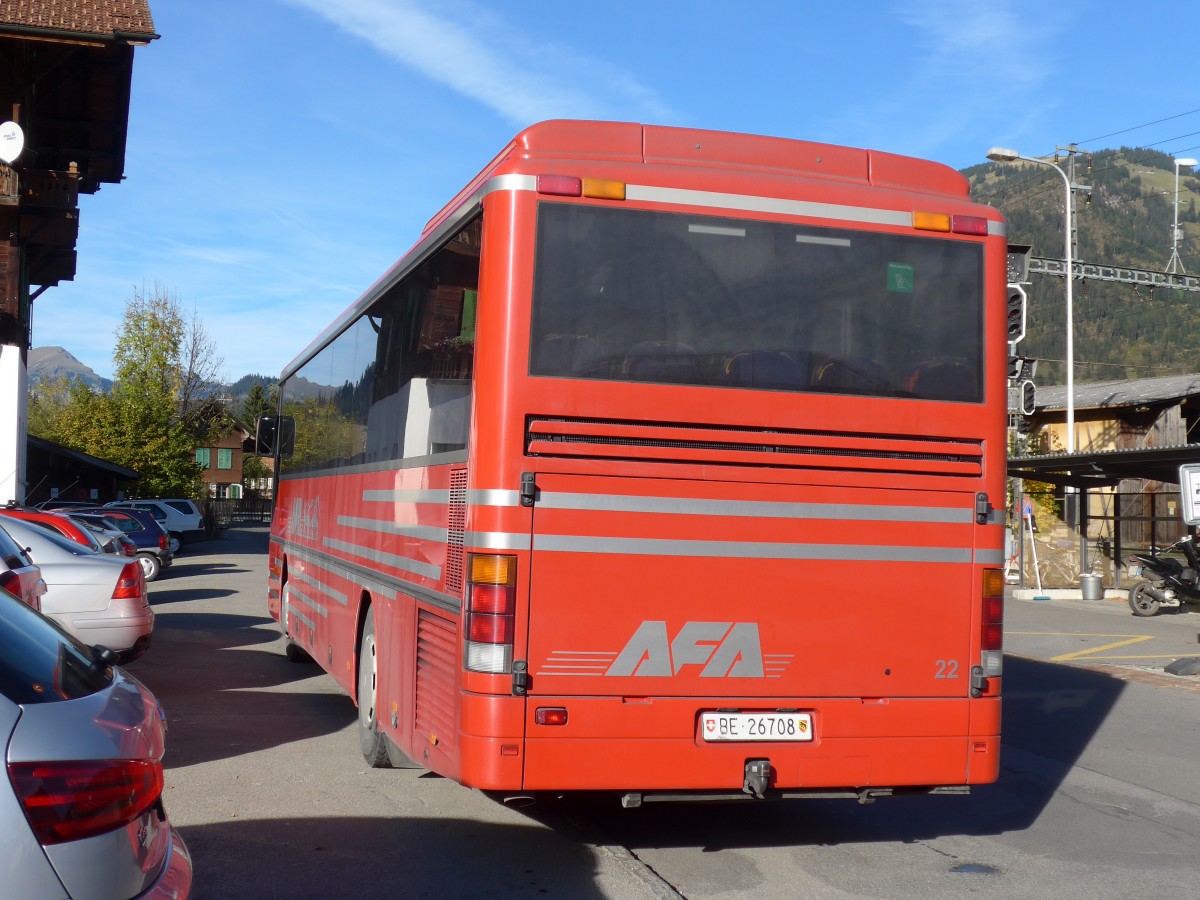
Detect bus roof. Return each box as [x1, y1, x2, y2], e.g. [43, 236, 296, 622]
[282, 120, 980, 381]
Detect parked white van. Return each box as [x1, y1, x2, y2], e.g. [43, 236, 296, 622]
[106, 498, 205, 552]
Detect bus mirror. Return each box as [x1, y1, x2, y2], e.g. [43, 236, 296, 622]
[256, 415, 296, 458]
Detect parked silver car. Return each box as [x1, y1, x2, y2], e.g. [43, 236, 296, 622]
[0, 518, 46, 609]
[0, 587, 192, 898]
[0, 516, 153, 662]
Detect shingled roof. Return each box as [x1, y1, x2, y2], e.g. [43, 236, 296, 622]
[0, 0, 157, 42]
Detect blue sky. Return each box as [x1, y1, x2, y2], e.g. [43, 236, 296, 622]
[33, 0, 1199, 381]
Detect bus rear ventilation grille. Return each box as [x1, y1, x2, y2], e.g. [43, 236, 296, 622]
[525, 416, 982, 476]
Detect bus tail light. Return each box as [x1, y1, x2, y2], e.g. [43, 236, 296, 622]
[536, 174, 626, 200]
[537, 175, 582, 197]
[465, 554, 516, 674]
[980, 569, 1004, 678]
[913, 211, 991, 236]
[582, 178, 626, 200]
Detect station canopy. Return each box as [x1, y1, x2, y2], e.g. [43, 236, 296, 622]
[1008, 444, 1200, 489]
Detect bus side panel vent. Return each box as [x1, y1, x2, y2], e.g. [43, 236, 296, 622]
[416, 610, 458, 755]
[524, 416, 982, 477]
[445, 467, 468, 594]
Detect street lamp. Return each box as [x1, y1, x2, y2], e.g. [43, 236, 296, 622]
[1168, 156, 1198, 274]
[987, 147, 1077, 453]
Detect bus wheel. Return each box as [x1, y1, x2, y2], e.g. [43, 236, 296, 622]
[358, 607, 391, 767]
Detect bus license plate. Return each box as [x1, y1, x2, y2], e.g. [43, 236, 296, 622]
[701, 712, 813, 742]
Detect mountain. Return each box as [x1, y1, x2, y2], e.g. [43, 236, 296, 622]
[28, 346, 112, 392]
[967, 148, 1200, 384]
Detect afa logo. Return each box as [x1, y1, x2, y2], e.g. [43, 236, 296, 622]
[290, 497, 320, 541]
[606, 621, 768, 678]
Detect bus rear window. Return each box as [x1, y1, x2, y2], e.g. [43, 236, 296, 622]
[529, 203, 984, 402]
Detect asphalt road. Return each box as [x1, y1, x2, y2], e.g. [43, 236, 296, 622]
[124, 528, 1200, 899]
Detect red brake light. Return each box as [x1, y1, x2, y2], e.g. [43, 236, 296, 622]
[468, 614, 514, 644]
[8, 758, 163, 844]
[951, 214, 989, 236]
[158, 533, 168, 551]
[536, 174, 582, 197]
[469, 584, 513, 615]
[112, 562, 145, 600]
[535, 707, 568, 726]
[982, 595, 1003, 651]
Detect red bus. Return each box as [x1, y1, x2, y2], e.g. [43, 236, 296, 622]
[265, 120, 1006, 806]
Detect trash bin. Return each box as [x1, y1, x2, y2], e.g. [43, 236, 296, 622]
[1080, 573, 1103, 601]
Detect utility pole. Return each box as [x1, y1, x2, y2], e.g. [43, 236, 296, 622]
[1057, 144, 1091, 264]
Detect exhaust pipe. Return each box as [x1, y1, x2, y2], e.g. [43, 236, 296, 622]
[501, 793, 537, 808]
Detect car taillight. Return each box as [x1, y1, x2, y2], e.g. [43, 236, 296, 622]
[158, 533, 168, 551]
[465, 554, 516, 674]
[8, 758, 163, 844]
[112, 562, 146, 600]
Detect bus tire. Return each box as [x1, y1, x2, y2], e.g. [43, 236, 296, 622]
[358, 607, 391, 768]
[386, 735, 423, 770]
[283, 639, 313, 663]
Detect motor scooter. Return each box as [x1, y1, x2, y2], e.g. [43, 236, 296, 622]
[1127, 534, 1200, 616]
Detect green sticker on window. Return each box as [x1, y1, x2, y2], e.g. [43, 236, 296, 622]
[887, 262, 914, 293]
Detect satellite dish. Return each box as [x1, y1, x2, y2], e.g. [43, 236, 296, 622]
[0, 121, 23, 164]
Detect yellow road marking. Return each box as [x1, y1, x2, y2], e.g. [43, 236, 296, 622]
[1007, 631, 1160, 662]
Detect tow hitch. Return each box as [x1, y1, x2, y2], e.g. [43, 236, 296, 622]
[743, 759, 771, 798]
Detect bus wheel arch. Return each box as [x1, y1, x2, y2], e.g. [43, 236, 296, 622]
[356, 599, 391, 767]
[355, 597, 421, 769]
[279, 561, 312, 663]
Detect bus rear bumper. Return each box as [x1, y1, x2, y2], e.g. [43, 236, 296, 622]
[516, 695, 1000, 794]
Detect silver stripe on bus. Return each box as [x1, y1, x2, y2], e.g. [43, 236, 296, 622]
[468, 489, 522, 507]
[465, 530, 532, 551]
[531, 533, 972, 564]
[287, 546, 396, 603]
[472, 489, 981, 525]
[537, 492, 972, 524]
[362, 489, 450, 504]
[288, 607, 316, 631]
[626, 184, 917, 229]
[338, 515, 448, 544]
[322, 537, 443, 581]
[286, 585, 327, 619]
[974, 550, 1005, 565]
[289, 567, 348, 606]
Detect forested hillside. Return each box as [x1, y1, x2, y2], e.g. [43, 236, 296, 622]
[967, 149, 1200, 384]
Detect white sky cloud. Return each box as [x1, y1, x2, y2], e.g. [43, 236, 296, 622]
[282, 0, 676, 123]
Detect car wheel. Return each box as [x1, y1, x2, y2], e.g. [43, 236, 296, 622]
[167, 532, 182, 554]
[358, 607, 391, 768]
[137, 552, 161, 582]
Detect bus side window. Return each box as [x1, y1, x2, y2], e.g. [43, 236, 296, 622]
[362, 217, 481, 461]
